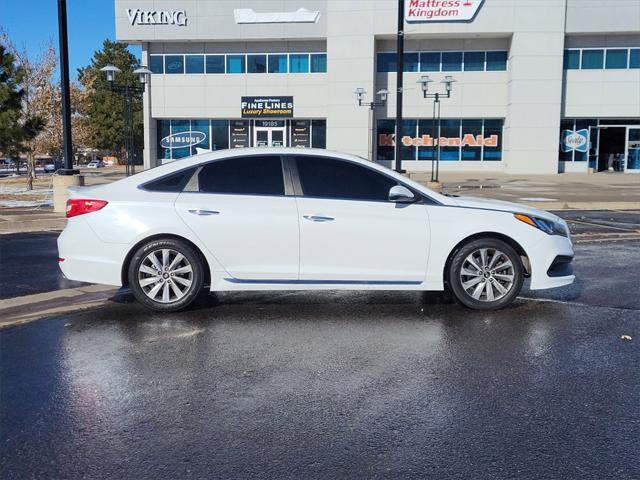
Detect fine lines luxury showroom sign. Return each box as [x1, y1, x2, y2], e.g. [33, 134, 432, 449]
[405, 0, 485, 22]
[241, 97, 294, 118]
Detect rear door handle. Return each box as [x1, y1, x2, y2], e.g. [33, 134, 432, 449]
[303, 215, 335, 222]
[188, 209, 220, 216]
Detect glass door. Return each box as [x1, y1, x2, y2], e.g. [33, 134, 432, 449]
[626, 128, 640, 172]
[253, 127, 286, 147]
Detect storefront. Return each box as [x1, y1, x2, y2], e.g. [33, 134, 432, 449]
[115, 0, 640, 174]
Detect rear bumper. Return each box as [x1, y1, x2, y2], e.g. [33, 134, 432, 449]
[57, 218, 127, 286]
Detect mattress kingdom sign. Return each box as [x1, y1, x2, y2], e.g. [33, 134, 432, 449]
[405, 0, 485, 23]
[241, 97, 294, 118]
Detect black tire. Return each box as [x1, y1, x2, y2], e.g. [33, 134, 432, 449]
[128, 238, 205, 312]
[448, 238, 524, 310]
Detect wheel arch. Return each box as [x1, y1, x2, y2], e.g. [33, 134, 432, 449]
[121, 233, 212, 287]
[443, 232, 530, 286]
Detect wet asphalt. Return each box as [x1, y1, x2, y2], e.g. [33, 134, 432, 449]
[1, 211, 639, 479]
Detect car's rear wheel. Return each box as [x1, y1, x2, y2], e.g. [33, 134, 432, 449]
[128, 238, 205, 312]
[448, 238, 524, 310]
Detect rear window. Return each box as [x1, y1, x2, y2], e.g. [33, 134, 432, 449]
[142, 167, 197, 192]
[198, 156, 284, 196]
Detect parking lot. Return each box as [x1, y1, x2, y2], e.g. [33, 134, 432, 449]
[1, 211, 639, 479]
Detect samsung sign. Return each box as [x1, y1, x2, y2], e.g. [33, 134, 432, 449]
[160, 131, 205, 149]
[126, 9, 188, 26]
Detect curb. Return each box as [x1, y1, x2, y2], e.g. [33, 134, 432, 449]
[0, 285, 119, 329]
[0, 218, 67, 234]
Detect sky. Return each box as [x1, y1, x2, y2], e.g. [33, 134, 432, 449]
[1, 0, 141, 79]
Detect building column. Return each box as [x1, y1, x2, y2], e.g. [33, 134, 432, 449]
[325, 1, 376, 159]
[503, 6, 567, 174]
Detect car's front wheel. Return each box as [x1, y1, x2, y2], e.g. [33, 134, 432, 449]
[448, 238, 524, 310]
[128, 238, 205, 312]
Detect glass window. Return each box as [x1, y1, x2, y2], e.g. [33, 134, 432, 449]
[170, 120, 191, 159]
[268, 54, 288, 73]
[190, 119, 210, 155]
[420, 52, 440, 72]
[247, 54, 267, 73]
[404, 52, 420, 72]
[605, 49, 628, 69]
[629, 49, 640, 69]
[296, 156, 397, 202]
[311, 120, 326, 148]
[563, 50, 580, 70]
[483, 119, 503, 161]
[164, 55, 184, 74]
[226, 55, 246, 74]
[461, 119, 483, 160]
[289, 54, 310, 73]
[210, 120, 229, 151]
[442, 52, 463, 72]
[157, 120, 171, 160]
[376, 119, 396, 161]
[206, 55, 225, 74]
[310, 54, 327, 72]
[417, 119, 437, 160]
[439, 119, 461, 161]
[377, 53, 397, 72]
[400, 119, 417, 160]
[198, 156, 284, 196]
[143, 167, 197, 192]
[559, 119, 575, 162]
[581, 50, 604, 69]
[574, 119, 597, 162]
[185, 55, 204, 74]
[464, 51, 485, 71]
[486, 51, 508, 71]
[149, 55, 164, 74]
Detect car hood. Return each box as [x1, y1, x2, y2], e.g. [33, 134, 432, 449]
[448, 195, 560, 222]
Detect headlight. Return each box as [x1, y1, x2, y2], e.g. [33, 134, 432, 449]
[514, 213, 569, 237]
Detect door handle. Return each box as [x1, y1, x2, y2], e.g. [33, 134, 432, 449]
[188, 209, 220, 216]
[303, 215, 335, 222]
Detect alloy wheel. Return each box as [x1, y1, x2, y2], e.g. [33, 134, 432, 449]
[137, 248, 194, 303]
[459, 247, 515, 302]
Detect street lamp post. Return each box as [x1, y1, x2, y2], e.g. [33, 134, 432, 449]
[355, 88, 389, 162]
[100, 65, 152, 176]
[417, 75, 457, 183]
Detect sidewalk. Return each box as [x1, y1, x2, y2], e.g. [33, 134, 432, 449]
[411, 171, 640, 211]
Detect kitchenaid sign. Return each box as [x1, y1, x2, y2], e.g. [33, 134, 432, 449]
[405, 0, 485, 22]
[126, 9, 187, 26]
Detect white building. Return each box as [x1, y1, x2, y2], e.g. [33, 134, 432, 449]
[115, 0, 640, 174]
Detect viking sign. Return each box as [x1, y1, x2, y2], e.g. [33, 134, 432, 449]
[405, 0, 485, 23]
[126, 9, 188, 26]
[241, 97, 294, 118]
[160, 131, 206, 150]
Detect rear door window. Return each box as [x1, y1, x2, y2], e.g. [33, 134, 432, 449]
[198, 156, 284, 196]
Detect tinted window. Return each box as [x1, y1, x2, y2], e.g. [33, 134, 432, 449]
[420, 52, 440, 71]
[226, 55, 245, 74]
[581, 49, 604, 69]
[165, 55, 184, 74]
[442, 52, 463, 71]
[247, 54, 267, 73]
[377, 53, 396, 72]
[144, 167, 197, 192]
[464, 51, 485, 71]
[564, 50, 580, 70]
[185, 55, 204, 74]
[631, 49, 640, 69]
[404, 52, 420, 72]
[605, 49, 628, 69]
[268, 54, 288, 73]
[486, 51, 508, 71]
[310, 54, 327, 72]
[206, 55, 225, 73]
[296, 156, 397, 202]
[289, 54, 309, 73]
[149, 55, 163, 74]
[198, 156, 284, 196]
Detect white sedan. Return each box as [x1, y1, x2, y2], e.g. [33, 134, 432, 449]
[58, 148, 575, 312]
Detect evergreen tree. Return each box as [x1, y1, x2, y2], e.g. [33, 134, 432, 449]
[78, 39, 143, 161]
[0, 42, 43, 162]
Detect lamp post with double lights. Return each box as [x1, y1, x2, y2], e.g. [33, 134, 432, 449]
[354, 88, 389, 162]
[101, 65, 152, 176]
[417, 75, 457, 183]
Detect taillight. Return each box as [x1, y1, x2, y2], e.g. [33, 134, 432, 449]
[66, 199, 108, 218]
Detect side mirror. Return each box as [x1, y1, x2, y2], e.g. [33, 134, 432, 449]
[388, 185, 415, 203]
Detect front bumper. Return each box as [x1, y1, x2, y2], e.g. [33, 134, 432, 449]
[528, 235, 575, 290]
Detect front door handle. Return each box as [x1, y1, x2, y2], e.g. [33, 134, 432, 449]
[188, 209, 220, 216]
[303, 215, 335, 222]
